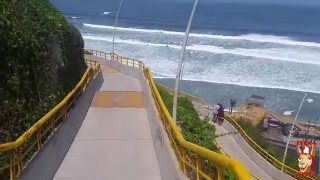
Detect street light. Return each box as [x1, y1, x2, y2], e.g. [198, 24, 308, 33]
[172, 0, 199, 123]
[281, 93, 313, 172]
[112, 0, 123, 57]
[103, 0, 123, 59]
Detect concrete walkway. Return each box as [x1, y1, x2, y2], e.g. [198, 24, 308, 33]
[192, 102, 295, 180]
[53, 56, 182, 180]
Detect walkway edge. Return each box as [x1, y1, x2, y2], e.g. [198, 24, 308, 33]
[102, 59, 186, 180]
[20, 73, 103, 180]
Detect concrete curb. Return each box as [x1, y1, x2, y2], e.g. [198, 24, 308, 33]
[20, 73, 103, 180]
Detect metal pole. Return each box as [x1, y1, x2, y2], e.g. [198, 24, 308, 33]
[112, 0, 123, 58]
[281, 92, 307, 172]
[172, 0, 199, 123]
[307, 120, 311, 136]
[180, 61, 185, 80]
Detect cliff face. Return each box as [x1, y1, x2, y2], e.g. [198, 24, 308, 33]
[0, 0, 86, 142]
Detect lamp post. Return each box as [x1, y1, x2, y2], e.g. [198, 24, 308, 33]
[112, 0, 123, 57]
[281, 93, 313, 172]
[172, 0, 199, 123]
[103, 0, 123, 59]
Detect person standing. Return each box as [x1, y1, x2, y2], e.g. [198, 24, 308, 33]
[212, 104, 219, 123]
[230, 99, 237, 113]
[217, 104, 225, 125]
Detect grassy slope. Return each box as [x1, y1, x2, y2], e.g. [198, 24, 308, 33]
[157, 85, 235, 179]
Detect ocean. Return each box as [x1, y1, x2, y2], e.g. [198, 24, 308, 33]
[50, 0, 320, 123]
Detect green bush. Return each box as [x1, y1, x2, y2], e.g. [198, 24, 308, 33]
[157, 85, 235, 179]
[0, 0, 86, 143]
[0, 1, 86, 178]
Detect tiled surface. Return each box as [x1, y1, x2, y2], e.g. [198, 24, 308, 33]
[91, 91, 144, 108]
[101, 66, 118, 73]
[100, 73, 141, 91]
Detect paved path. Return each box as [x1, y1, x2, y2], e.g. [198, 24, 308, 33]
[192, 102, 295, 180]
[53, 57, 173, 180]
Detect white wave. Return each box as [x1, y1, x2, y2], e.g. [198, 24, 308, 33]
[102, 12, 111, 15]
[83, 35, 320, 65]
[82, 23, 320, 47]
[153, 74, 320, 94]
[83, 40, 320, 94]
[71, 16, 78, 19]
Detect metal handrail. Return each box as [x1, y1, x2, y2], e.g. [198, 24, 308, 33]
[155, 82, 315, 180]
[0, 59, 101, 179]
[84, 49, 251, 180]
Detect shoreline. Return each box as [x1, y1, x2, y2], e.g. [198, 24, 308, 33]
[155, 78, 320, 123]
[154, 77, 320, 95]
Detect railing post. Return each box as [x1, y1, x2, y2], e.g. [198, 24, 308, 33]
[51, 115, 56, 135]
[9, 150, 16, 180]
[180, 147, 186, 174]
[217, 167, 224, 180]
[16, 148, 22, 176]
[37, 128, 42, 150]
[196, 155, 200, 180]
[63, 103, 67, 120]
[91, 68, 95, 80]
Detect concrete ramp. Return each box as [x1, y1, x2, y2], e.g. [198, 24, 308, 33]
[52, 56, 183, 180]
[20, 55, 183, 180]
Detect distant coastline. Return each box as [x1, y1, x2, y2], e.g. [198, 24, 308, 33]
[155, 78, 320, 123]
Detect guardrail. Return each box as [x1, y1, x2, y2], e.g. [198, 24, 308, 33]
[85, 49, 146, 70]
[156, 83, 314, 180]
[0, 58, 101, 180]
[85, 49, 251, 180]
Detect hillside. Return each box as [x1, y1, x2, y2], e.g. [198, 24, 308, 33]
[0, 0, 86, 143]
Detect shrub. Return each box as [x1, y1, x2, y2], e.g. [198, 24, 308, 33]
[157, 85, 235, 179]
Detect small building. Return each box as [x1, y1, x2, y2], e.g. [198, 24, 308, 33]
[262, 115, 303, 136]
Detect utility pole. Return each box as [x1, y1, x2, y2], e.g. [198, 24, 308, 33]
[112, 0, 123, 58]
[172, 0, 199, 123]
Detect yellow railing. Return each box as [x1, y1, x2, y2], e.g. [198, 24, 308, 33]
[85, 49, 251, 180]
[0, 58, 101, 180]
[156, 83, 314, 180]
[85, 49, 146, 70]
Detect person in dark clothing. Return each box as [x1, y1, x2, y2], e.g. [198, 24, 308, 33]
[230, 99, 237, 113]
[217, 104, 225, 125]
[212, 104, 219, 123]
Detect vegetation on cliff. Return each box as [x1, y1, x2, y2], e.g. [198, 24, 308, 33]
[157, 85, 235, 179]
[0, 0, 86, 143]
